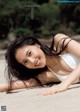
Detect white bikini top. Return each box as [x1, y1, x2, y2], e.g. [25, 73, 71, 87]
[48, 53, 80, 82]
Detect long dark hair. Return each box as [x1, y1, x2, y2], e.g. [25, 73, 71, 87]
[5, 35, 72, 92]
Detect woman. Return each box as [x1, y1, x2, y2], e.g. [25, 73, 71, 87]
[0, 33, 80, 95]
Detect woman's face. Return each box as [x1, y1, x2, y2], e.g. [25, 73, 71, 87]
[15, 44, 46, 69]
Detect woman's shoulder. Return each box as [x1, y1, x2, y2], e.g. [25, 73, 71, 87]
[54, 33, 68, 39]
[53, 33, 70, 45]
[54, 33, 80, 59]
[52, 33, 70, 53]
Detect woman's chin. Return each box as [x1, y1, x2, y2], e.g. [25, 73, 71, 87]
[39, 64, 46, 68]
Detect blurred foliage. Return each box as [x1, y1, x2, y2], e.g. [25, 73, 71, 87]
[0, 0, 80, 40]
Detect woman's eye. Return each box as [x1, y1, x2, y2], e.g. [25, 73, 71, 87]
[28, 51, 32, 56]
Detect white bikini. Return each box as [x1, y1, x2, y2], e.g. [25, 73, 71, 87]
[48, 53, 80, 82]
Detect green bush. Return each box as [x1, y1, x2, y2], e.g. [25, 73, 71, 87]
[12, 28, 33, 37]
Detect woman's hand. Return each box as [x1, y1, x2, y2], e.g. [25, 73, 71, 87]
[38, 83, 67, 96]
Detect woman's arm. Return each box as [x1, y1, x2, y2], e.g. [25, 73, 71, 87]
[0, 78, 40, 92]
[0, 70, 57, 92]
[39, 64, 80, 96]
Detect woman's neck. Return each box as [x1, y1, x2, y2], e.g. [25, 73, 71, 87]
[46, 55, 59, 69]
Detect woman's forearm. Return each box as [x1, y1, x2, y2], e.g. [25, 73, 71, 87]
[0, 80, 28, 92]
[0, 79, 40, 92]
[0, 80, 29, 92]
[61, 64, 80, 89]
[0, 83, 9, 92]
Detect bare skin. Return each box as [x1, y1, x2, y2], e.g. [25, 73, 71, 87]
[0, 33, 80, 94]
[39, 33, 80, 95]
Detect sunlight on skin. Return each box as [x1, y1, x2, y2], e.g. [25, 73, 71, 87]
[37, 83, 67, 96]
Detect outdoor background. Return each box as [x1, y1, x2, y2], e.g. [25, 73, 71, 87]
[0, 0, 80, 50]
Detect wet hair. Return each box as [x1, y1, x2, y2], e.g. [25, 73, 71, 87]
[5, 35, 72, 92]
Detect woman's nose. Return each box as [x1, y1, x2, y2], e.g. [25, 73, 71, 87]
[28, 57, 35, 64]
